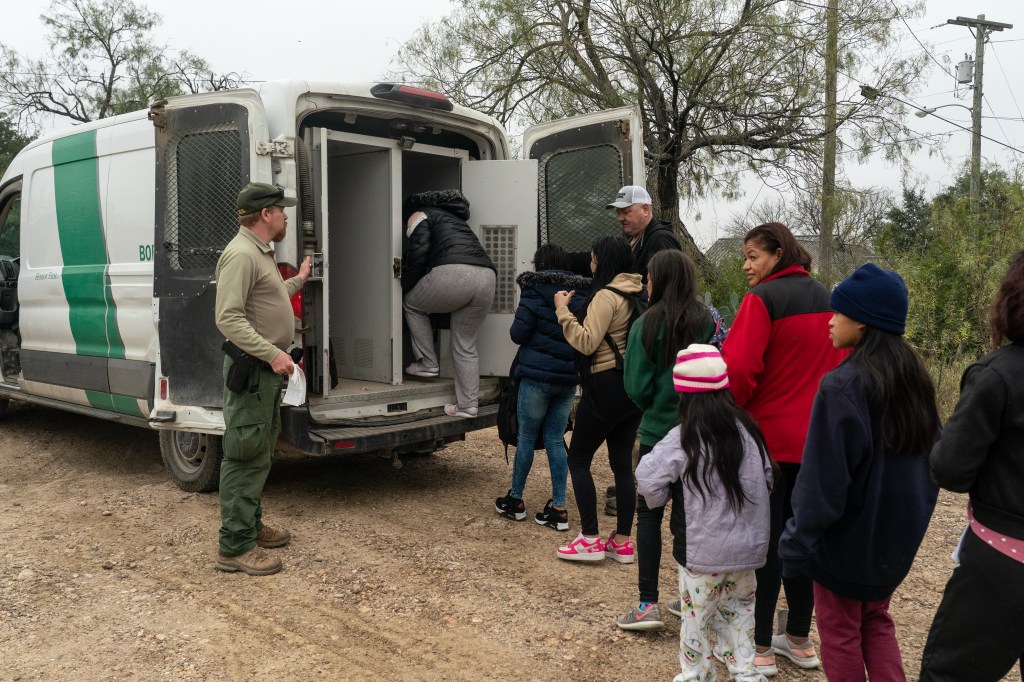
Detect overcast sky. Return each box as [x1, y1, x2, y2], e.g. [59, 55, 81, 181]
[4, 0, 1023, 247]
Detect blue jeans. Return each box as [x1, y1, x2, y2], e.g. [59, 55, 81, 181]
[510, 378, 575, 507]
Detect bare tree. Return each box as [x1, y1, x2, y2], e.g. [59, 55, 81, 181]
[391, 0, 927, 280]
[725, 181, 894, 247]
[0, 0, 243, 129]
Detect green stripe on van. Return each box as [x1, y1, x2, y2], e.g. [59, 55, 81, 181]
[52, 131, 129, 412]
[85, 391, 145, 418]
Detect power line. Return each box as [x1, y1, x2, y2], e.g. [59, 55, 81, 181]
[984, 94, 1014, 148]
[987, 42, 1024, 125]
[890, 0, 949, 73]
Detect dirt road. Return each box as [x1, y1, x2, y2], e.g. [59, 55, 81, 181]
[0, 401, 1017, 681]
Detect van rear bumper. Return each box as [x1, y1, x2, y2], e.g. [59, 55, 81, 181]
[278, 404, 497, 457]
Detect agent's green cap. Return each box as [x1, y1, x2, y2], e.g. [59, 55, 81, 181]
[237, 182, 297, 216]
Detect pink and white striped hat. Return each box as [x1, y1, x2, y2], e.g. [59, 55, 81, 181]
[673, 344, 730, 393]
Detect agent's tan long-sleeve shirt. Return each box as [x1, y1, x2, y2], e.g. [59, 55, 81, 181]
[215, 227, 302, 364]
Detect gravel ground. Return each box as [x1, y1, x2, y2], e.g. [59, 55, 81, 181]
[0, 401, 1018, 681]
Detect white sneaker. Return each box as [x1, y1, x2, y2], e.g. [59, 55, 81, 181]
[405, 362, 438, 377]
[771, 633, 821, 669]
[444, 404, 477, 418]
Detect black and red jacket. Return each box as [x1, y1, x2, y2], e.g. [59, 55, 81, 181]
[722, 265, 848, 464]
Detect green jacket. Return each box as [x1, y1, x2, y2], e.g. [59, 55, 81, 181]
[624, 314, 715, 447]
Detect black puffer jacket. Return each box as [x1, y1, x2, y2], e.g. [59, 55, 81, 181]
[402, 189, 495, 292]
[510, 270, 591, 385]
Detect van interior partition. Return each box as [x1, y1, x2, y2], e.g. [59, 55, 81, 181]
[312, 128, 469, 414]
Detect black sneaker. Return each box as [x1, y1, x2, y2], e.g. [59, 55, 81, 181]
[535, 499, 569, 531]
[495, 491, 526, 521]
[604, 485, 617, 517]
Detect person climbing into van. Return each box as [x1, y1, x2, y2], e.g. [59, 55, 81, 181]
[214, 182, 311, 577]
[402, 189, 496, 418]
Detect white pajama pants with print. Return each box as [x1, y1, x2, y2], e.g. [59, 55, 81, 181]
[673, 566, 764, 682]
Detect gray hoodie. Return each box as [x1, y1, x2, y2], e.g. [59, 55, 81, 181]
[636, 424, 773, 573]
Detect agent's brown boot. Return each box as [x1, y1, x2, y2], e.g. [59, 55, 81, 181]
[255, 525, 291, 548]
[215, 546, 282, 576]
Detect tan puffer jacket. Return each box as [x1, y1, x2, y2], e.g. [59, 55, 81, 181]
[556, 272, 643, 374]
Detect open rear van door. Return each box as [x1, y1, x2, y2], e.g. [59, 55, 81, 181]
[461, 160, 538, 377]
[522, 106, 644, 256]
[151, 90, 271, 416]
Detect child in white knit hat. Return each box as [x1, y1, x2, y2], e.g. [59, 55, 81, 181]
[636, 344, 775, 682]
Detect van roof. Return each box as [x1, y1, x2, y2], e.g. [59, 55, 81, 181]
[4, 80, 512, 170]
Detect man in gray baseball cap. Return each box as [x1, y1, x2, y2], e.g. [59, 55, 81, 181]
[606, 184, 680, 282]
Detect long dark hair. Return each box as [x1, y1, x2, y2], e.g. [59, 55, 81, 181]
[990, 249, 1024, 349]
[534, 244, 567, 272]
[574, 235, 633, 384]
[677, 391, 773, 512]
[586, 235, 634, 308]
[744, 221, 812, 275]
[846, 327, 939, 456]
[643, 250, 711, 366]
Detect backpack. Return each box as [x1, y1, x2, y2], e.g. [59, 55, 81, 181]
[600, 285, 648, 370]
[496, 354, 571, 463]
[705, 303, 729, 349]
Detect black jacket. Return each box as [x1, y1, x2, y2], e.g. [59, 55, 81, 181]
[779, 360, 938, 602]
[931, 343, 1024, 539]
[402, 189, 495, 292]
[631, 218, 680, 281]
[564, 218, 681, 281]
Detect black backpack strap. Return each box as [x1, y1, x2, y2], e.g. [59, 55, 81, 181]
[600, 286, 633, 371]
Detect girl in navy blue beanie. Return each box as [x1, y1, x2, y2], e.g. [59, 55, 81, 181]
[779, 263, 940, 681]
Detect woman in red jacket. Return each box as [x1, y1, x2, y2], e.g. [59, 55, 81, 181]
[721, 222, 847, 677]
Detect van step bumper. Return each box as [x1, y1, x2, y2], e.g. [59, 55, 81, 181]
[279, 404, 497, 457]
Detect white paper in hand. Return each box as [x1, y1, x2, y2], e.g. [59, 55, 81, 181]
[283, 366, 306, 406]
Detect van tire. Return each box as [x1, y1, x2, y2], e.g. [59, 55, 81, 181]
[0, 398, 8, 418]
[160, 430, 222, 493]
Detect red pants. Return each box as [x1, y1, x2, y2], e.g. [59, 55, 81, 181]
[813, 582, 906, 682]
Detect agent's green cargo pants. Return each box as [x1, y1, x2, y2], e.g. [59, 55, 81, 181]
[219, 356, 285, 557]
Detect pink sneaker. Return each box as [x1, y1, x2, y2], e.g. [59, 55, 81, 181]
[556, 533, 606, 562]
[605, 533, 635, 563]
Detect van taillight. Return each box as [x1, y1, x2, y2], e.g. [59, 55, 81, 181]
[159, 377, 168, 400]
[370, 83, 454, 112]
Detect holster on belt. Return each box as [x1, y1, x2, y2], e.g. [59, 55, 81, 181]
[223, 340, 261, 393]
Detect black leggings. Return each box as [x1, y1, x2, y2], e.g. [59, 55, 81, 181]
[920, 530, 1024, 681]
[568, 369, 641, 537]
[634, 443, 664, 603]
[755, 461, 815, 647]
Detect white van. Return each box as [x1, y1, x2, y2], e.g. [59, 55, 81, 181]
[0, 80, 642, 491]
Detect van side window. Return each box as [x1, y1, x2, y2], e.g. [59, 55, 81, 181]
[540, 144, 622, 253]
[0, 195, 20, 260]
[165, 126, 244, 271]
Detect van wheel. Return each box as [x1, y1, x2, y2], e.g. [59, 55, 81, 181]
[159, 430, 222, 493]
[0, 398, 8, 418]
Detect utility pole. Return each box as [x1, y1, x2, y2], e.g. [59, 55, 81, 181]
[947, 15, 1012, 208]
[820, 0, 838, 288]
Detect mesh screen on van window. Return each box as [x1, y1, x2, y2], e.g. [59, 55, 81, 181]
[481, 224, 516, 314]
[539, 144, 623, 254]
[165, 125, 244, 271]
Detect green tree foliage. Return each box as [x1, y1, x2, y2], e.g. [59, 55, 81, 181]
[392, 0, 928, 281]
[0, 113, 33, 179]
[0, 0, 242, 128]
[880, 166, 1024, 362]
[874, 186, 932, 254]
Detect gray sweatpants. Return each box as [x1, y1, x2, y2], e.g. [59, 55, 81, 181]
[403, 264, 496, 409]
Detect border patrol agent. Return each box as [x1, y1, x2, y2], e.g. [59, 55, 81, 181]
[214, 182, 310, 576]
